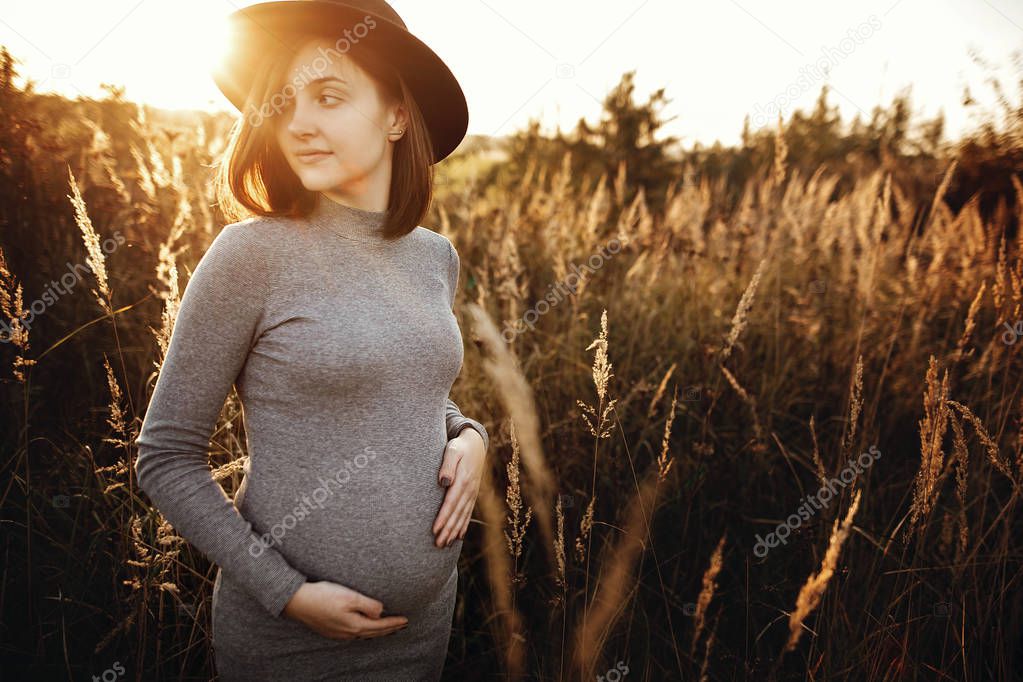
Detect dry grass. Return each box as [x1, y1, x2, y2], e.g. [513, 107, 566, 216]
[0, 246, 34, 381]
[784, 488, 863, 654]
[4, 94, 1023, 681]
[66, 166, 112, 315]
[691, 532, 726, 657]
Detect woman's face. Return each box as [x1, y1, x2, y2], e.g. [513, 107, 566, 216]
[273, 39, 406, 203]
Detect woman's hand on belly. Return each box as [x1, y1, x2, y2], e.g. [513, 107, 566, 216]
[282, 581, 409, 640]
[433, 428, 487, 547]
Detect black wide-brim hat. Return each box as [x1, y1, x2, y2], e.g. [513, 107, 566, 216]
[211, 0, 469, 164]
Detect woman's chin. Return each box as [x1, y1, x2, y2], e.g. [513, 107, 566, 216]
[295, 172, 340, 189]
[296, 175, 339, 192]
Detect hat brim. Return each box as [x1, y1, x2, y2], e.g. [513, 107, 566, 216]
[211, 2, 468, 164]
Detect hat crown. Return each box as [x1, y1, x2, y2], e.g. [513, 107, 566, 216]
[217, 0, 468, 163]
[307, 0, 406, 29]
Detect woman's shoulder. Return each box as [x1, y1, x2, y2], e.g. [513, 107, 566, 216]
[193, 217, 305, 294]
[221, 214, 303, 246]
[408, 225, 456, 261]
[211, 214, 316, 262]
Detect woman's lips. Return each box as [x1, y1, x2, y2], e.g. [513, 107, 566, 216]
[296, 151, 333, 164]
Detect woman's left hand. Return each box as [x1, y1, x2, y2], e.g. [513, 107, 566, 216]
[433, 428, 486, 547]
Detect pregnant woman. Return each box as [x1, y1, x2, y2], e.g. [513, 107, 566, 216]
[133, 1, 489, 679]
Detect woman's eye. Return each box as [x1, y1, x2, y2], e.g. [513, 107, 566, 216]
[318, 94, 343, 105]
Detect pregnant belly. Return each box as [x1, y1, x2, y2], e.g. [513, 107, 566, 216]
[239, 444, 462, 617]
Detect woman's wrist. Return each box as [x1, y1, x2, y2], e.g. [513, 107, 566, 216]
[455, 424, 487, 452]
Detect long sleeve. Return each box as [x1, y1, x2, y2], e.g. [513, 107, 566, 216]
[444, 238, 489, 452]
[446, 398, 489, 452]
[133, 222, 307, 618]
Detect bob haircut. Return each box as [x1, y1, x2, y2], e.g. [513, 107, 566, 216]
[212, 27, 435, 241]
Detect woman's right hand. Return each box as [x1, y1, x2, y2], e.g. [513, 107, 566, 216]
[282, 581, 409, 640]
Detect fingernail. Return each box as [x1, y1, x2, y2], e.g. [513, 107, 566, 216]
[440, 476, 452, 487]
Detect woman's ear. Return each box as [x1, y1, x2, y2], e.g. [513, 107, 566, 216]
[389, 103, 410, 135]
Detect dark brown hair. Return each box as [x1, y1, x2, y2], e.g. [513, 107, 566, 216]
[212, 28, 434, 241]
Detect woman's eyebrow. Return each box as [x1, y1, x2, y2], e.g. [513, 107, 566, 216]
[308, 76, 349, 86]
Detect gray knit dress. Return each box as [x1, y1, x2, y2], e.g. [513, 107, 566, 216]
[134, 192, 489, 681]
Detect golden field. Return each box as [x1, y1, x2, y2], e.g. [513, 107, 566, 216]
[2, 48, 1022, 680]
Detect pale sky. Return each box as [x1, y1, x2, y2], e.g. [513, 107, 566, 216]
[1, 0, 1020, 147]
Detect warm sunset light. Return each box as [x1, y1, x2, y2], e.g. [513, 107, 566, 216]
[2, 0, 1022, 680]
[0, 0, 233, 108]
[0, 0, 1019, 143]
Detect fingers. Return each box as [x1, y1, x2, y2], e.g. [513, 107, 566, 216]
[432, 479, 462, 535]
[456, 514, 472, 541]
[436, 491, 474, 547]
[351, 593, 385, 619]
[434, 449, 474, 534]
[434, 483, 468, 544]
[437, 441, 463, 488]
[347, 612, 409, 639]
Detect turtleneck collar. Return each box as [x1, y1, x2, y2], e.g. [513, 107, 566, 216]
[308, 192, 389, 244]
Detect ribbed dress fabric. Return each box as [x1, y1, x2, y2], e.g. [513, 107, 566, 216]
[134, 192, 488, 681]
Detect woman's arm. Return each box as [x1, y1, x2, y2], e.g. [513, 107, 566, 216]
[445, 399, 489, 452]
[134, 222, 306, 618]
[444, 238, 489, 452]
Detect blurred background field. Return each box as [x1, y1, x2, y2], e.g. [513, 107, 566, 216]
[2, 35, 1023, 680]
